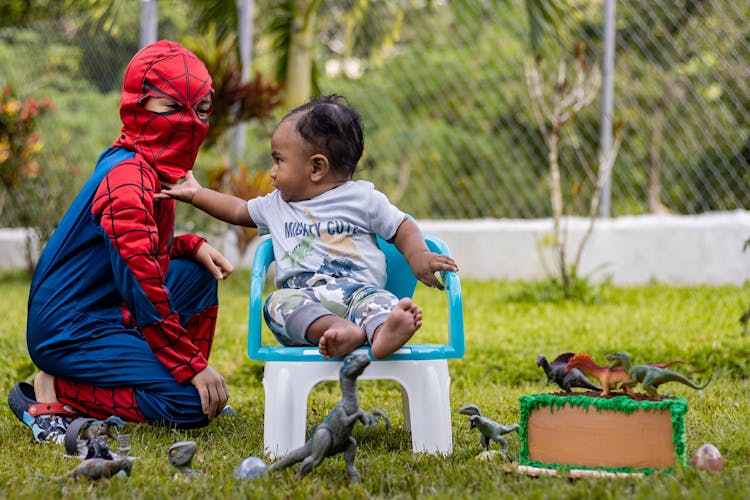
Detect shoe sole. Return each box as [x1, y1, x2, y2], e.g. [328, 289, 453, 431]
[7, 382, 38, 422]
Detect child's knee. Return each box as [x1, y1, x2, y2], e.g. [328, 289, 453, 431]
[135, 386, 207, 428]
[263, 289, 323, 346]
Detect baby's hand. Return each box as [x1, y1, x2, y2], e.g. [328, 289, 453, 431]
[157, 170, 202, 203]
[410, 251, 458, 290]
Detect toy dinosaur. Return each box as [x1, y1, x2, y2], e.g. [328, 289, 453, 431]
[64, 416, 126, 459]
[565, 353, 685, 396]
[268, 353, 389, 482]
[458, 404, 519, 453]
[168, 441, 200, 476]
[537, 353, 601, 392]
[605, 352, 712, 396]
[564, 353, 634, 396]
[53, 457, 134, 481]
[84, 436, 113, 460]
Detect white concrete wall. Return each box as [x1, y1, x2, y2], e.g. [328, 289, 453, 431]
[2, 210, 749, 285]
[0, 228, 38, 271]
[418, 210, 750, 285]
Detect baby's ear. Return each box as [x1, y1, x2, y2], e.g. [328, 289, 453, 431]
[310, 154, 330, 181]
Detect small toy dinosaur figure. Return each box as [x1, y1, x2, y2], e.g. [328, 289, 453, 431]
[85, 436, 113, 460]
[605, 352, 712, 396]
[64, 416, 126, 459]
[565, 353, 685, 396]
[458, 404, 519, 453]
[537, 353, 601, 392]
[268, 353, 389, 482]
[564, 353, 634, 396]
[168, 441, 200, 476]
[51, 457, 134, 481]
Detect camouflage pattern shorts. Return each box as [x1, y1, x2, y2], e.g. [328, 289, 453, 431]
[263, 273, 398, 347]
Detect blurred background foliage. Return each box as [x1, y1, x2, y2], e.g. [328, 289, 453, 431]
[0, 0, 748, 244]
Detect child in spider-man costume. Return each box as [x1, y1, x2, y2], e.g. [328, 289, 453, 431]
[8, 40, 233, 443]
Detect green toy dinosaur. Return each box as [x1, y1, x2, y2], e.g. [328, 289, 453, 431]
[605, 352, 712, 396]
[458, 404, 518, 453]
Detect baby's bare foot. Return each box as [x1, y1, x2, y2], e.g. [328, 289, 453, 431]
[319, 325, 366, 359]
[370, 298, 423, 359]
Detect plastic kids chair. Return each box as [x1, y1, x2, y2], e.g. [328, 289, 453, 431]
[247, 233, 464, 458]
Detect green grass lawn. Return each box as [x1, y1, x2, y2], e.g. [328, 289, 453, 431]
[0, 270, 748, 499]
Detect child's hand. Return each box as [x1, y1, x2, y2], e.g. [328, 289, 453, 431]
[190, 365, 229, 420]
[157, 170, 202, 203]
[195, 242, 235, 280]
[410, 251, 459, 290]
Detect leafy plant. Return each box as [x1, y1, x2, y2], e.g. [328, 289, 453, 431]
[0, 85, 68, 274]
[503, 272, 608, 305]
[179, 26, 281, 252]
[0, 85, 54, 218]
[525, 43, 623, 298]
[181, 26, 282, 149]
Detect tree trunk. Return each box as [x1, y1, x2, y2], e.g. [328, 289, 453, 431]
[0, 185, 6, 220]
[548, 122, 568, 289]
[284, 0, 317, 111]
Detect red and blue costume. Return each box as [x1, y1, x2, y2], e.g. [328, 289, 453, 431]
[26, 40, 218, 428]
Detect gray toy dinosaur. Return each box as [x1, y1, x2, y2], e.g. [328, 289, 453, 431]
[537, 352, 602, 392]
[168, 441, 200, 476]
[48, 457, 134, 481]
[268, 353, 389, 481]
[458, 404, 519, 453]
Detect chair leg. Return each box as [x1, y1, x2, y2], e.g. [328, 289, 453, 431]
[361, 360, 453, 454]
[401, 360, 452, 454]
[262, 362, 341, 459]
[400, 385, 411, 433]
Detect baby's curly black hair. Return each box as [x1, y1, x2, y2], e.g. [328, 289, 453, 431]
[282, 94, 364, 179]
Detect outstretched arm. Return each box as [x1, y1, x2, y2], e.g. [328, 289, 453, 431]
[160, 171, 256, 227]
[390, 218, 458, 290]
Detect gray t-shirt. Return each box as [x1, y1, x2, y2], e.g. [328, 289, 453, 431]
[247, 180, 406, 288]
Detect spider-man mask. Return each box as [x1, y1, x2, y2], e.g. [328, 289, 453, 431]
[114, 39, 213, 183]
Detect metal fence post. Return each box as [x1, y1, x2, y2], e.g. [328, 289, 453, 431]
[231, 0, 254, 166]
[598, 0, 615, 218]
[140, 0, 158, 49]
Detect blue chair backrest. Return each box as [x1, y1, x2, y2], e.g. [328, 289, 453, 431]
[377, 236, 417, 299]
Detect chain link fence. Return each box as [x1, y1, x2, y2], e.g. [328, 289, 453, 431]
[1, 0, 748, 233]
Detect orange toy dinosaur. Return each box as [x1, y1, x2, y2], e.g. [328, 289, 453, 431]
[565, 353, 684, 396]
[565, 353, 632, 396]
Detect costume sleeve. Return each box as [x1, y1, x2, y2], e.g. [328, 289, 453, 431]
[91, 160, 207, 383]
[171, 234, 206, 258]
